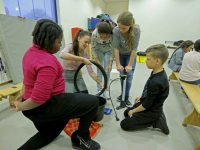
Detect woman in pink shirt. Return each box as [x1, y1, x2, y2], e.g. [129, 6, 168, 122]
[60, 30, 106, 94]
[11, 19, 100, 150]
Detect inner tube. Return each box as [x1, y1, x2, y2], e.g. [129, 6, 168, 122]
[74, 60, 107, 96]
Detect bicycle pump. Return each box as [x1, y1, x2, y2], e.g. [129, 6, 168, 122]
[116, 72, 126, 110]
[116, 69, 134, 110]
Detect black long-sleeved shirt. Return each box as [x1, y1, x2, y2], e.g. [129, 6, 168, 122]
[140, 69, 169, 116]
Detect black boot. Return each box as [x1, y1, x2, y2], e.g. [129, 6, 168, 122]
[153, 113, 169, 135]
[71, 131, 101, 150]
[118, 95, 132, 107]
[125, 96, 132, 108]
[117, 95, 122, 102]
[162, 111, 167, 123]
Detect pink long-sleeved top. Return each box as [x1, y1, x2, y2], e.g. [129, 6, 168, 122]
[59, 44, 94, 75]
[23, 43, 65, 104]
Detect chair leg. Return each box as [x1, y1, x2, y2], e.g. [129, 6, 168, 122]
[183, 108, 200, 127]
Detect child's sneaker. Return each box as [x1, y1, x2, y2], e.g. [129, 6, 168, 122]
[103, 90, 110, 99]
[117, 95, 122, 102]
[125, 96, 132, 108]
[153, 114, 169, 135]
[71, 131, 101, 150]
[117, 95, 132, 108]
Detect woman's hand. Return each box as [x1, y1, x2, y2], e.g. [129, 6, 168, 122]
[134, 96, 141, 104]
[107, 63, 112, 73]
[83, 58, 92, 65]
[125, 65, 132, 73]
[99, 82, 109, 91]
[117, 64, 124, 72]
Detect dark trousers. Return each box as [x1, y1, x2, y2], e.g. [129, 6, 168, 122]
[18, 93, 99, 150]
[77, 90, 88, 94]
[120, 102, 160, 131]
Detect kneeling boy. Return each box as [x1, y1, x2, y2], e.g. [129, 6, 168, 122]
[120, 44, 170, 135]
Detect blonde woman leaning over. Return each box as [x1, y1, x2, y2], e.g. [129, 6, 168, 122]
[113, 10, 141, 108]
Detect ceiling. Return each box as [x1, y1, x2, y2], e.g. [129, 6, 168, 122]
[103, 0, 129, 3]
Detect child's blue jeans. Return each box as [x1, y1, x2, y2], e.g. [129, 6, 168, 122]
[96, 49, 111, 92]
[119, 53, 137, 96]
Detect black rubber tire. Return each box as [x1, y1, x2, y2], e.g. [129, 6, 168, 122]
[74, 60, 107, 96]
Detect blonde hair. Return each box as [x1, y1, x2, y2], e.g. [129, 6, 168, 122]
[117, 10, 136, 49]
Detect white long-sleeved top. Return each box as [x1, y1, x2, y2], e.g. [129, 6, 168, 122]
[179, 51, 200, 81]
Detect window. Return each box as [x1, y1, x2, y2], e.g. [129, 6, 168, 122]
[3, 0, 57, 22]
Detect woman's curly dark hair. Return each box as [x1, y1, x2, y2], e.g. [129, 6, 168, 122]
[32, 19, 63, 53]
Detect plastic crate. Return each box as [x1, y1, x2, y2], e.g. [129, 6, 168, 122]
[136, 56, 146, 63]
[137, 51, 146, 63]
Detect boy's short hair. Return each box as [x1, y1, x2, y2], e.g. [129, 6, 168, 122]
[145, 44, 169, 65]
[194, 39, 200, 52]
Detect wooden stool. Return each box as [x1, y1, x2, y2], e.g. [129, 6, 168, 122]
[0, 83, 23, 105]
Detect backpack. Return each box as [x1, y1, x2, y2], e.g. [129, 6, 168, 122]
[173, 40, 184, 46]
[96, 14, 107, 20]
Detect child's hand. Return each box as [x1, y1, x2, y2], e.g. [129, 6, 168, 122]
[128, 110, 134, 116]
[99, 83, 109, 91]
[117, 65, 124, 72]
[15, 94, 23, 102]
[107, 64, 112, 73]
[10, 101, 22, 112]
[125, 65, 132, 73]
[134, 96, 141, 104]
